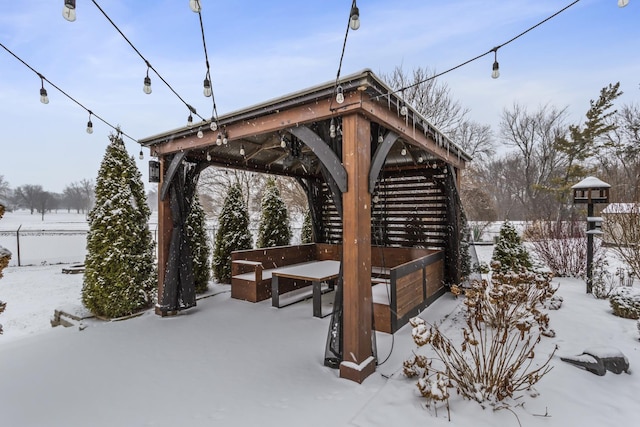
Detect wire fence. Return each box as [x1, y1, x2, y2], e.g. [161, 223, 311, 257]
[0, 225, 303, 267]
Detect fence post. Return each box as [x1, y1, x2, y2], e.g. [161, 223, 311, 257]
[16, 224, 22, 267]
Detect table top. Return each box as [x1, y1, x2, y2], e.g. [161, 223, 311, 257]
[272, 260, 341, 281]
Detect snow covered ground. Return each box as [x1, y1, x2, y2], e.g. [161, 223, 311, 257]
[1, 214, 639, 427]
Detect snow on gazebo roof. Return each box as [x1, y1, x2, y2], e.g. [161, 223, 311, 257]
[571, 176, 611, 189]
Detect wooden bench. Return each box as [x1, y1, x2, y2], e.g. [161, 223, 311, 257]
[369, 247, 445, 334]
[231, 243, 340, 302]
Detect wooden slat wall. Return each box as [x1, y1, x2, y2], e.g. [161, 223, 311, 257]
[320, 165, 449, 249]
[395, 270, 424, 318]
[425, 259, 445, 297]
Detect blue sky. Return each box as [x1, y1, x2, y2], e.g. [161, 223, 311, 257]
[1, 0, 638, 193]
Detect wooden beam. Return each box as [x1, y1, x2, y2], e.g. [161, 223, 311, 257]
[152, 98, 361, 156]
[359, 97, 466, 170]
[339, 113, 376, 383]
[369, 130, 399, 193]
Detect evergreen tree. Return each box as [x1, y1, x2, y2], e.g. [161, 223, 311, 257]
[491, 221, 532, 273]
[212, 183, 253, 283]
[257, 178, 291, 248]
[301, 209, 313, 244]
[82, 134, 156, 318]
[186, 193, 211, 293]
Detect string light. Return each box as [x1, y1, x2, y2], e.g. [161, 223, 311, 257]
[203, 75, 212, 97]
[187, 113, 193, 127]
[209, 120, 218, 131]
[86, 111, 94, 134]
[491, 48, 500, 79]
[189, 0, 202, 13]
[222, 132, 228, 145]
[143, 65, 152, 94]
[62, 0, 76, 22]
[400, 103, 408, 117]
[197, 127, 204, 138]
[336, 85, 345, 104]
[280, 135, 287, 148]
[618, 0, 629, 7]
[216, 133, 222, 146]
[349, 1, 360, 31]
[206, 151, 211, 161]
[39, 77, 49, 104]
[401, 147, 407, 156]
[139, 148, 144, 160]
[329, 118, 337, 138]
[240, 145, 245, 157]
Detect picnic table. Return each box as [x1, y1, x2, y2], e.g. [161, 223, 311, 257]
[271, 260, 341, 318]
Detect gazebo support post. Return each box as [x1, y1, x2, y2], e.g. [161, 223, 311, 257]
[155, 155, 173, 316]
[339, 113, 376, 383]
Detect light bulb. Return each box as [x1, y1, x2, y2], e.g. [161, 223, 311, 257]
[139, 149, 144, 160]
[240, 145, 245, 156]
[280, 137, 287, 148]
[197, 128, 204, 138]
[349, 5, 360, 30]
[618, 0, 629, 7]
[222, 134, 228, 145]
[400, 104, 408, 116]
[372, 195, 379, 204]
[336, 86, 345, 104]
[40, 87, 49, 104]
[401, 147, 407, 156]
[492, 61, 500, 79]
[329, 119, 336, 138]
[206, 152, 211, 161]
[378, 134, 384, 143]
[143, 76, 152, 94]
[86, 120, 93, 134]
[189, 0, 202, 13]
[63, 0, 76, 22]
[203, 78, 212, 97]
[187, 114, 193, 127]
[210, 121, 218, 131]
[216, 133, 222, 145]
[418, 155, 424, 163]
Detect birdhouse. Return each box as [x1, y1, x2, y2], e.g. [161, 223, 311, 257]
[571, 176, 610, 204]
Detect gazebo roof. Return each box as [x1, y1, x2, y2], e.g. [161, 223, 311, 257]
[139, 69, 470, 180]
[571, 176, 611, 189]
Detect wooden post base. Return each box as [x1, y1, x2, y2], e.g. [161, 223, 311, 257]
[339, 356, 376, 384]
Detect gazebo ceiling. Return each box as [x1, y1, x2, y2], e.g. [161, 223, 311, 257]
[139, 69, 471, 180]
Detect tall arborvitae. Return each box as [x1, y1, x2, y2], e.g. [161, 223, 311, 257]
[491, 221, 532, 273]
[212, 183, 253, 283]
[186, 193, 211, 293]
[82, 134, 156, 318]
[257, 178, 291, 248]
[301, 209, 313, 244]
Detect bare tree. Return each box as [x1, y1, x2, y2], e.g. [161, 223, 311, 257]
[63, 179, 94, 213]
[381, 65, 469, 136]
[499, 103, 569, 219]
[603, 203, 640, 279]
[450, 121, 495, 164]
[0, 175, 10, 200]
[14, 184, 44, 214]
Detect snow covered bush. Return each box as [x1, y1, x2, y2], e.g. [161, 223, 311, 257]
[186, 193, 211, 294]
[526, 219, 600, 278]
[407, 271, 557, 409]
[256, 178, 291, 248]
[491, 221, 532, 273]
[0, 200, 8, 334]
[82, 133, 156, 319]
[609, 287, 640, 319]
[212, 183, 253, 283]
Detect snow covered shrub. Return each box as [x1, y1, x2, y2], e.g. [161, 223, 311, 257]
[186, 193, 211, 294]
[491, 221, 532, 273]
[592, 260, 619, 299]
[256, 178, 291, 248]
[609, 287, 640, 319]
[405, 271, 557, 408]
[213, 183, 253, 283]
[527, 219, 600, 278]
[0, 200, 9, 334]
[301, 209, 313, 244]
[603, 203, 640, 280]
[82, 134, 156, 319]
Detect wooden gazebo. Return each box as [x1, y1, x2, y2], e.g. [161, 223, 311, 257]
[139, 69, 470, 383]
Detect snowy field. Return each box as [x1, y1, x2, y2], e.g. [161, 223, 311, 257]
[1, 214, 639, 426]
